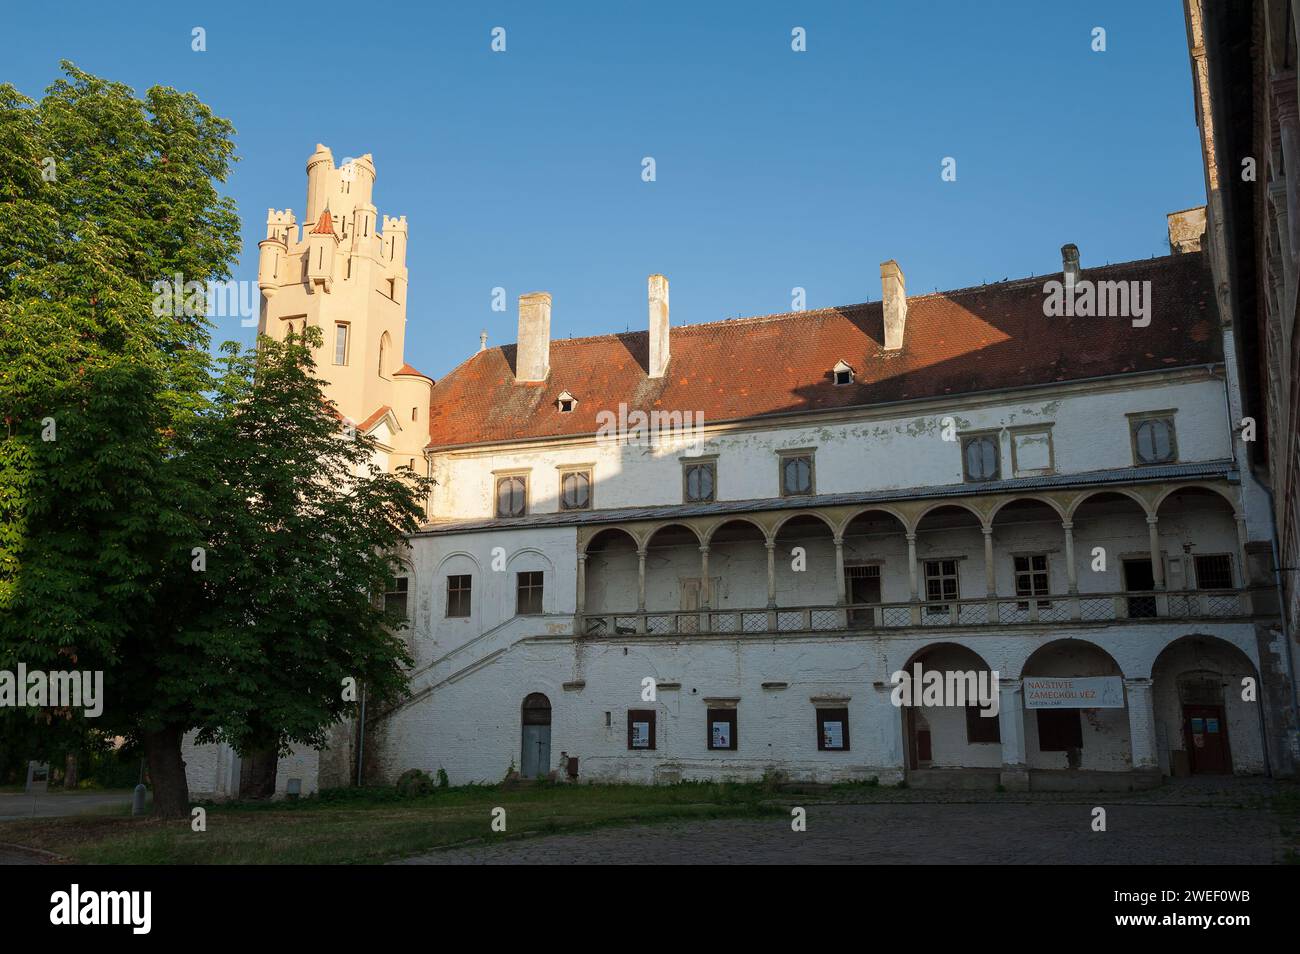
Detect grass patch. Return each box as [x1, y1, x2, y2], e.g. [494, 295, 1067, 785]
[0, 781, 782, 864]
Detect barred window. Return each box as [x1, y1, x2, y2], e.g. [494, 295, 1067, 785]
[1194, 554, 1234, 590]
[1014, 553, 1051, 610]
[962, 434, 1000, 482]
[781, 455, 813, 496]
[1132, 417, 1177, 464]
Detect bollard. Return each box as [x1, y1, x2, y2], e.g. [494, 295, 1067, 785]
[131, 783, 147, 816]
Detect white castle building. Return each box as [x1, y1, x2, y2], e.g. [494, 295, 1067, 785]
[185, 146, 1298, 798]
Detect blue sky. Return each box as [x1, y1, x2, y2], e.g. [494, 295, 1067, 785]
[8, 0, 1205, 379]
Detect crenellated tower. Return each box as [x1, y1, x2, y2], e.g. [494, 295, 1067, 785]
[256, 145, 430, 476]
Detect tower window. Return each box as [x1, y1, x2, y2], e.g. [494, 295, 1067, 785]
[334, 323, 350, 365]
[411, 407, 418, 421]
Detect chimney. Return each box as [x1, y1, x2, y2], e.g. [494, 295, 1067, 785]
[648, 274, 670, 378]
[880, 260, 907, 351]
[1061, 244, 1081, 291]
[516, 292, 551, 382]
[1167, 206, 1206, 254]
[479, 330, 488, 352]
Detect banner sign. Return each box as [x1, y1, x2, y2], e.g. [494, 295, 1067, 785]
[1023, 676, 1124, 709]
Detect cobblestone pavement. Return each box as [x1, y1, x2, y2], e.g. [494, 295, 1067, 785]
[399, 801, 1283, 865]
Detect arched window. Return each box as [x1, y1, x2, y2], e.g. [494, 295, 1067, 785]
[378, 332, 392, 377]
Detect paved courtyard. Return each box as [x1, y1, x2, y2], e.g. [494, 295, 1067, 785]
[398, 800, 1283, 865]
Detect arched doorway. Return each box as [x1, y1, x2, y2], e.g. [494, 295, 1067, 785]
[520, 693, 552, 778]
[1151, 635, 1263, 776]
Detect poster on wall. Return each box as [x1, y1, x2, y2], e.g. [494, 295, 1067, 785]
[712, 721, 731, 748]
[1023, 676, 1124, 709]
[822, 721, 844, 749]
[631, 722, 651, 748]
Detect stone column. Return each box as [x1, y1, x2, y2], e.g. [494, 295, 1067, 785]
[765, 541, 777, 632]
[636, 547, 647, 634]
[699, 545, 711, 609]
[1124, 678, 1160, 781]
[1272, 71, 1300, 259]
[997, 677, 1029, 791]
[1146, 515, 1165, 589]
[982, 526, 996, 596]
[833, 535, 846, 605]
[575, 553, 586, 631]
[1062, 521, 1078, 593]
[906, 531, 920, 625]
[1234, 512, 1253, 614]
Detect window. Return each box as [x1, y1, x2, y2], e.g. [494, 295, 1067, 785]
[1195, 554, 1234, 590]
[1131, 415, 1177, 465]
[924, 559, 959, 614]
[496, 475, 527, 517]
[516, 570, 544, 615]
[378, 332, 391, 377]
[1013, 554, 1051, 610]
[560, 470, 591, 511]
[961, 434, 1000, 482]
[1011, 426, 1054, 475]
[780, 453, 814, 496]
[384, 577, 408, 621]
[557, 390, 576, 413]
[707, 708, 737, 750]
[684, 460, 716, 503]
[816, 707, 850, 751]
[411, 406, 418, 421]
[446, 575, 472, 618]
[627, 709, 656, 750]
[1036, 709, 1083, 751]
[832, 359, 854, 385]
[846, 564, 882, 627]
[965, 704, 1001, 743]
[334, 323, 350, 365]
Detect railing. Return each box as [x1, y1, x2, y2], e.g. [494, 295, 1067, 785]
[579, 588, 1256, 638]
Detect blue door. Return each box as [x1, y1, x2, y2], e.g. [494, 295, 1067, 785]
[521, 693, 552, 778]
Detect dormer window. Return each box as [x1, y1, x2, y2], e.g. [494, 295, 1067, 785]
[557, 390, 577, 413]
[832, 360, 854, 386]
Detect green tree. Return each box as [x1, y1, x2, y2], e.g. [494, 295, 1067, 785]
[0, 63, 239, 815]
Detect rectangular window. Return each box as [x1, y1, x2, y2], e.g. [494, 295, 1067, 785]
[333, 323, 350, 365]
[516, 570, 544, 615]
[1130, 413, 1178, 465]
[1036, 709, 1083, 751]
[780, 452, 814, 497]
[446, 574, 472, 618]
[495, 475, 528, 517]
[627, 709, 656, 750]
[683, 460, 716, 503]
[1011, 427, 1054, 475]
[924, 559, 959, 615]
[1194, 554, 1234, 590]
[1013, 553, 1051, 610]
[560, 470, 592, 510]
[816, 707, 850, 751]
[384, 577, 408, 621]
[707, 708, 737, 751]
[845, 564, 882, 627]
[961, 433, 1000, 482]
[965, 704, 1001, 744]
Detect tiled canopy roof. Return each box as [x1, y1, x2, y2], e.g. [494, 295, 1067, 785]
[426, 253, 1220, 450]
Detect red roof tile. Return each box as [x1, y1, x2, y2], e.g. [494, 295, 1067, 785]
[356, 405, 392, 432]
[426, 254, 1221, 449]
[395, 363, 432, 380]
[310, 210, 335, 235]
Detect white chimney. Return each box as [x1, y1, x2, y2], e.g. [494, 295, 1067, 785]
[516, 292, 551, 382]
[1061, 244, 1081, 291]
[648, 274, 670, 378]
[880, 260, 907, 351]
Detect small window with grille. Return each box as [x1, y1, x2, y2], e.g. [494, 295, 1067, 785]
[560, 470, 591, 510]
[1194, 554, 1234, 590]
[961, 434, 1000, 482]
[496, 475, 527, 518]
[1131, 415, 1177, 465]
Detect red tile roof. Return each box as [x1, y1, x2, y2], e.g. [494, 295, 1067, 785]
[357, 405, 392, 432]
[425, 253, 1221, 449]
[395, 363, 432, 380]
[310, 210, 335, 235]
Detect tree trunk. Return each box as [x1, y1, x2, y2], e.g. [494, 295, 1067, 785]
[63, 751, 79, 789]
[144, 725, 190, 818]
[238, 748, 278, 800]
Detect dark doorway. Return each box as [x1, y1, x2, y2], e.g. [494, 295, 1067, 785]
[520, 693, 552, 779]
[1184, 704, 1232, 774]
[846, 564, 881, 627]
[1122, 558, 1157, 618]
